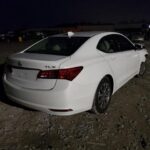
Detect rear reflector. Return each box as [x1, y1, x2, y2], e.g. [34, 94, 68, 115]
[37, 66, 83, 81]
[49, 109, 73, 112]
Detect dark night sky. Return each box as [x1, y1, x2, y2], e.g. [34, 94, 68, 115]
[0, 0, 150, 31]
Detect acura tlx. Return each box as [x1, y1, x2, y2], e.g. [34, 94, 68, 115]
[3, 31, 148, 115]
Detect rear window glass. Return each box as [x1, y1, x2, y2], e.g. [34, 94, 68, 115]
[25, 37, 89, 56]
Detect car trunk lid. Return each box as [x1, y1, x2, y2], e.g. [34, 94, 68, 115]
[5, 53, 69, 90]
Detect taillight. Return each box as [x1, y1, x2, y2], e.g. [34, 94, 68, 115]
[37, 66, 83, 81]
[37, 70, 58, 79]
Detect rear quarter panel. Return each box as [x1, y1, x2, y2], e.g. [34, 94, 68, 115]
[60, 51, 117, 109]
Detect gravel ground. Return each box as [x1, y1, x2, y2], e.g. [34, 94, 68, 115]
[0, 41, 150, 150]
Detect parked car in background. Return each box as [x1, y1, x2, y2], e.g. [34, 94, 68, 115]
[3, 31, 148, 115]
[6, 31, 17, 42]
[0, 31, 20, 42]
[0, 33, 6, 41]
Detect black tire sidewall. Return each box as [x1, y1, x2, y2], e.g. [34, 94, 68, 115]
[139, 62, 146, 76]
[92, 77, 112, 114]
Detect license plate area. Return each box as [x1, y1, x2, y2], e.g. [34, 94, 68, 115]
[7, 66, 39, 81]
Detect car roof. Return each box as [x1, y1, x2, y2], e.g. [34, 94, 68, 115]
[52, 31, 117, 38]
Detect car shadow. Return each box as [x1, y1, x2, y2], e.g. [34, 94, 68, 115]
[0, 63, 35, 111]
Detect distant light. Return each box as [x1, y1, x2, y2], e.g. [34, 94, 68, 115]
[67, 31, 74, 38]
[149, 25, 150, 29]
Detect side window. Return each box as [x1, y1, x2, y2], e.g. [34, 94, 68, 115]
[114, 35, 135, 51]
[97, 35, 118, 53]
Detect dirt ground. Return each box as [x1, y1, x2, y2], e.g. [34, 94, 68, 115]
[0, 41, 150, 150]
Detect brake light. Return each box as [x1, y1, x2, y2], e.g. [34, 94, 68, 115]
[37, 66, 83, 81]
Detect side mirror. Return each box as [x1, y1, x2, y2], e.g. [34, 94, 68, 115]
[134, 43, 145, 50]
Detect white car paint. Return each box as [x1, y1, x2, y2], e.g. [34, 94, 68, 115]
[3, 31, 148, 115]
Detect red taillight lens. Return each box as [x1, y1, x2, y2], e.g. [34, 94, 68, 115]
[37, 66, 83, 81]
[59, 67, 83, 81]
[37, 70, 58, 79]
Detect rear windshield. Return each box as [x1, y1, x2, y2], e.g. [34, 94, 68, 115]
[25, 37, 89, 56]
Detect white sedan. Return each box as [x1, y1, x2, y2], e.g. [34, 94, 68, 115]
[3, 31, 148, 115]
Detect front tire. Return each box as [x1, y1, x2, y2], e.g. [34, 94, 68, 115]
[138, 62, 146, 77]
[92, 77, 112, 114]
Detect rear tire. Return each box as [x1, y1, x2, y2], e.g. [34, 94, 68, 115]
[92, 77, 112, 114]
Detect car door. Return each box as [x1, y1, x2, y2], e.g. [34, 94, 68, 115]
[97, 34, 139, 87]
[113, 34, 140, 85]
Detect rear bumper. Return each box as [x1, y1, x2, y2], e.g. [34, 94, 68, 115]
[3, 75, 93, 115]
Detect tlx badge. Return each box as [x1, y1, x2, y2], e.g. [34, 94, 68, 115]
[45, 65, 56, 69]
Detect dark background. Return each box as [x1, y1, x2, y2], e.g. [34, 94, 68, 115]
[0, 0, 150, 32]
